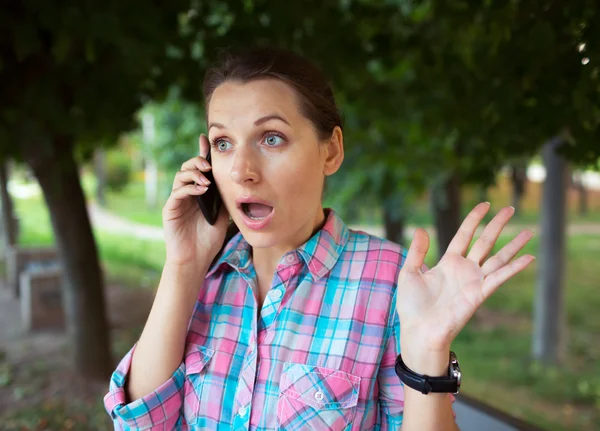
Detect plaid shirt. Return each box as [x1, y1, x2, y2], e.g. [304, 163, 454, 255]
[104, 208, 452, 430]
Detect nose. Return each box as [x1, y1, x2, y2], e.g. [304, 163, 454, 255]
[230, 144, 260, 185]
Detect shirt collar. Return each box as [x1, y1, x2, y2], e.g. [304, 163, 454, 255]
[206, 208, 349, 281]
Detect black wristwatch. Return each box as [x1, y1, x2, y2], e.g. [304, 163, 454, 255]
[394, 351, 461, 395]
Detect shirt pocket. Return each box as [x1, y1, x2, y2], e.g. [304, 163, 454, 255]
[277, 362, 361, 431]
[183, 343, 215, 425]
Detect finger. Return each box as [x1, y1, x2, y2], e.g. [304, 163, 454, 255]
[481, 254, 535, 299]
[180, 156, 211, 172]
[467, 206, 515, 265]
[163, 184, 208, 216]
[172, 169, 211, 190]
[403, 228, 430, 274]
[446, 202, 491, 256]
[170, 183, 208, 201]
[199, 134, 210, 159]
[481, 230, 534, 276]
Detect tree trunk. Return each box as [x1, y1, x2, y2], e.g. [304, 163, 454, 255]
[383, 205, 405, 246]
[431, 172, 461, 262]
[572, 172, 588, 216]
[94, 149, 107, 207]
[510, 162, 527, 214]
[23, 138, 112, 380]
[578, 183, 588, 216]
[533, 137, 567, 365]
[0, 161, 18, 255]
[477, 184, 489, 205]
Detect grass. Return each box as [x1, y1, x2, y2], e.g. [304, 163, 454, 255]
[104, 180, 167, 227]
[452, 233, 600, 430]
[5, 181, 600, 430]
[14, 194, 165, 289]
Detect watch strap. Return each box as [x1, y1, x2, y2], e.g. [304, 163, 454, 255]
[394, 353, 459, 394]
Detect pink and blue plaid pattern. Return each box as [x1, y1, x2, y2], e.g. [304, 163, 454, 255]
[104, 208, 451, 430]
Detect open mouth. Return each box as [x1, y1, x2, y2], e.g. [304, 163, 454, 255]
[241, 202, 274, 220]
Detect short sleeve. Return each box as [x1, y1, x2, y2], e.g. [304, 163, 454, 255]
[103, 344, 186, 430]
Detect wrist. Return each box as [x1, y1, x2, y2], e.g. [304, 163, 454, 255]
[164, 256, 211, 274]
[162, 260, 208, 289]
[400, 347, 451, 377]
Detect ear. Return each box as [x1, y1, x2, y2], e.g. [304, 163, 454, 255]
[322, 126, 344, 176]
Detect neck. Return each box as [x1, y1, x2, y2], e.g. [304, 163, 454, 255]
[252, 207, 327, 284]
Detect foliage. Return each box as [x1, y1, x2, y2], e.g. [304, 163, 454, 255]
[136, 86, 205, 174]
[0, 0, 192, 160]
[105, 148, 132, 193]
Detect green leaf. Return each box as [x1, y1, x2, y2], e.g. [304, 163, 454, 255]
[52, 33, 72, 64]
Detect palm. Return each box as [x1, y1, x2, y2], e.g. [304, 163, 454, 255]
[396, 203, 535, 351]
[162, 134, 230, 266]
[164, 200, 228, 265]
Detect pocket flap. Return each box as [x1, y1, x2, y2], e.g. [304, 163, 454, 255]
[184, 344, 214, 375]
[280, 363, 360, 410]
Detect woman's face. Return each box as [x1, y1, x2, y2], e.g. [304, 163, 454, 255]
[207, 78, 342, 251]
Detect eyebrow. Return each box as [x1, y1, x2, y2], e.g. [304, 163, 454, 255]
[208, 114, 290, 131]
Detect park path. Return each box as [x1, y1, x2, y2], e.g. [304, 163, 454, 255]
[87, 202, 600, 240]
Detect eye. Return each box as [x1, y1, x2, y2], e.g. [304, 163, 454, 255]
[213, 139, 232, 152]
[264, 133, 285, 147]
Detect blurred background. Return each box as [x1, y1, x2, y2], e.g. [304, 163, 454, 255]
[0, 1, 599, 430]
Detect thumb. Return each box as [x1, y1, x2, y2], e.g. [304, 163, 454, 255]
[403, 228, 430, 274]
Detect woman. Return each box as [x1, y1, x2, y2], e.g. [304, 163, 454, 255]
[104, 47, 535, 430]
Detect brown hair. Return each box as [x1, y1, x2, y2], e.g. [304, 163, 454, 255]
[203, 46, 343, 140]
[203, 46, 342, 268]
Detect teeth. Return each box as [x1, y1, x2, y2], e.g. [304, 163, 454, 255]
[242, 204, 265, 220]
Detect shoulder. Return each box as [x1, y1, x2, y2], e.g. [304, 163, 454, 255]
[345, 228, 408, 266]
[336, 229, 406, 330]
[331, 228, 409, 288]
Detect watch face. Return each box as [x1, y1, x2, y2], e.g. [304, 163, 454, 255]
[450, 351, 461, 393]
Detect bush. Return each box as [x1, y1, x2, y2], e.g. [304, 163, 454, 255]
[106, 149, 132, 193]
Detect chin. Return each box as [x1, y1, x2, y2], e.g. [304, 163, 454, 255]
[237, 228, 279, 248]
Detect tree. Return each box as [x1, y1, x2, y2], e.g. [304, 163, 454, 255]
[136, 86, 207, 204]
[0, 161, 18, 256]
[0, 0, 190, 379]
[509, 159, 529, 215]
[571, 169, 590, 216]
[533, 137, 569, 364]
[377, 0, 600, 365]
[318, 0, 600, 363]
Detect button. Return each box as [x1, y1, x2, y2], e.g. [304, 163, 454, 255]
[268, 289, 282, 299]
[286, 254, 295, 263]
[238, 406, 247, 416]
[314, 391, 324, 401]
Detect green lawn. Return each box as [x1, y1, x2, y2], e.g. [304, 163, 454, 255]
[15, 195, 165, 289]
[5, 190, 600, 430]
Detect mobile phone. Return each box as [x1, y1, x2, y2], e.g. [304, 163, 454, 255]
[196, 151, 222, 225]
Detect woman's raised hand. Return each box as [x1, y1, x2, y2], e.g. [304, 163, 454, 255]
[396, 202, 535, 368]
[162, 134, 229, 267]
